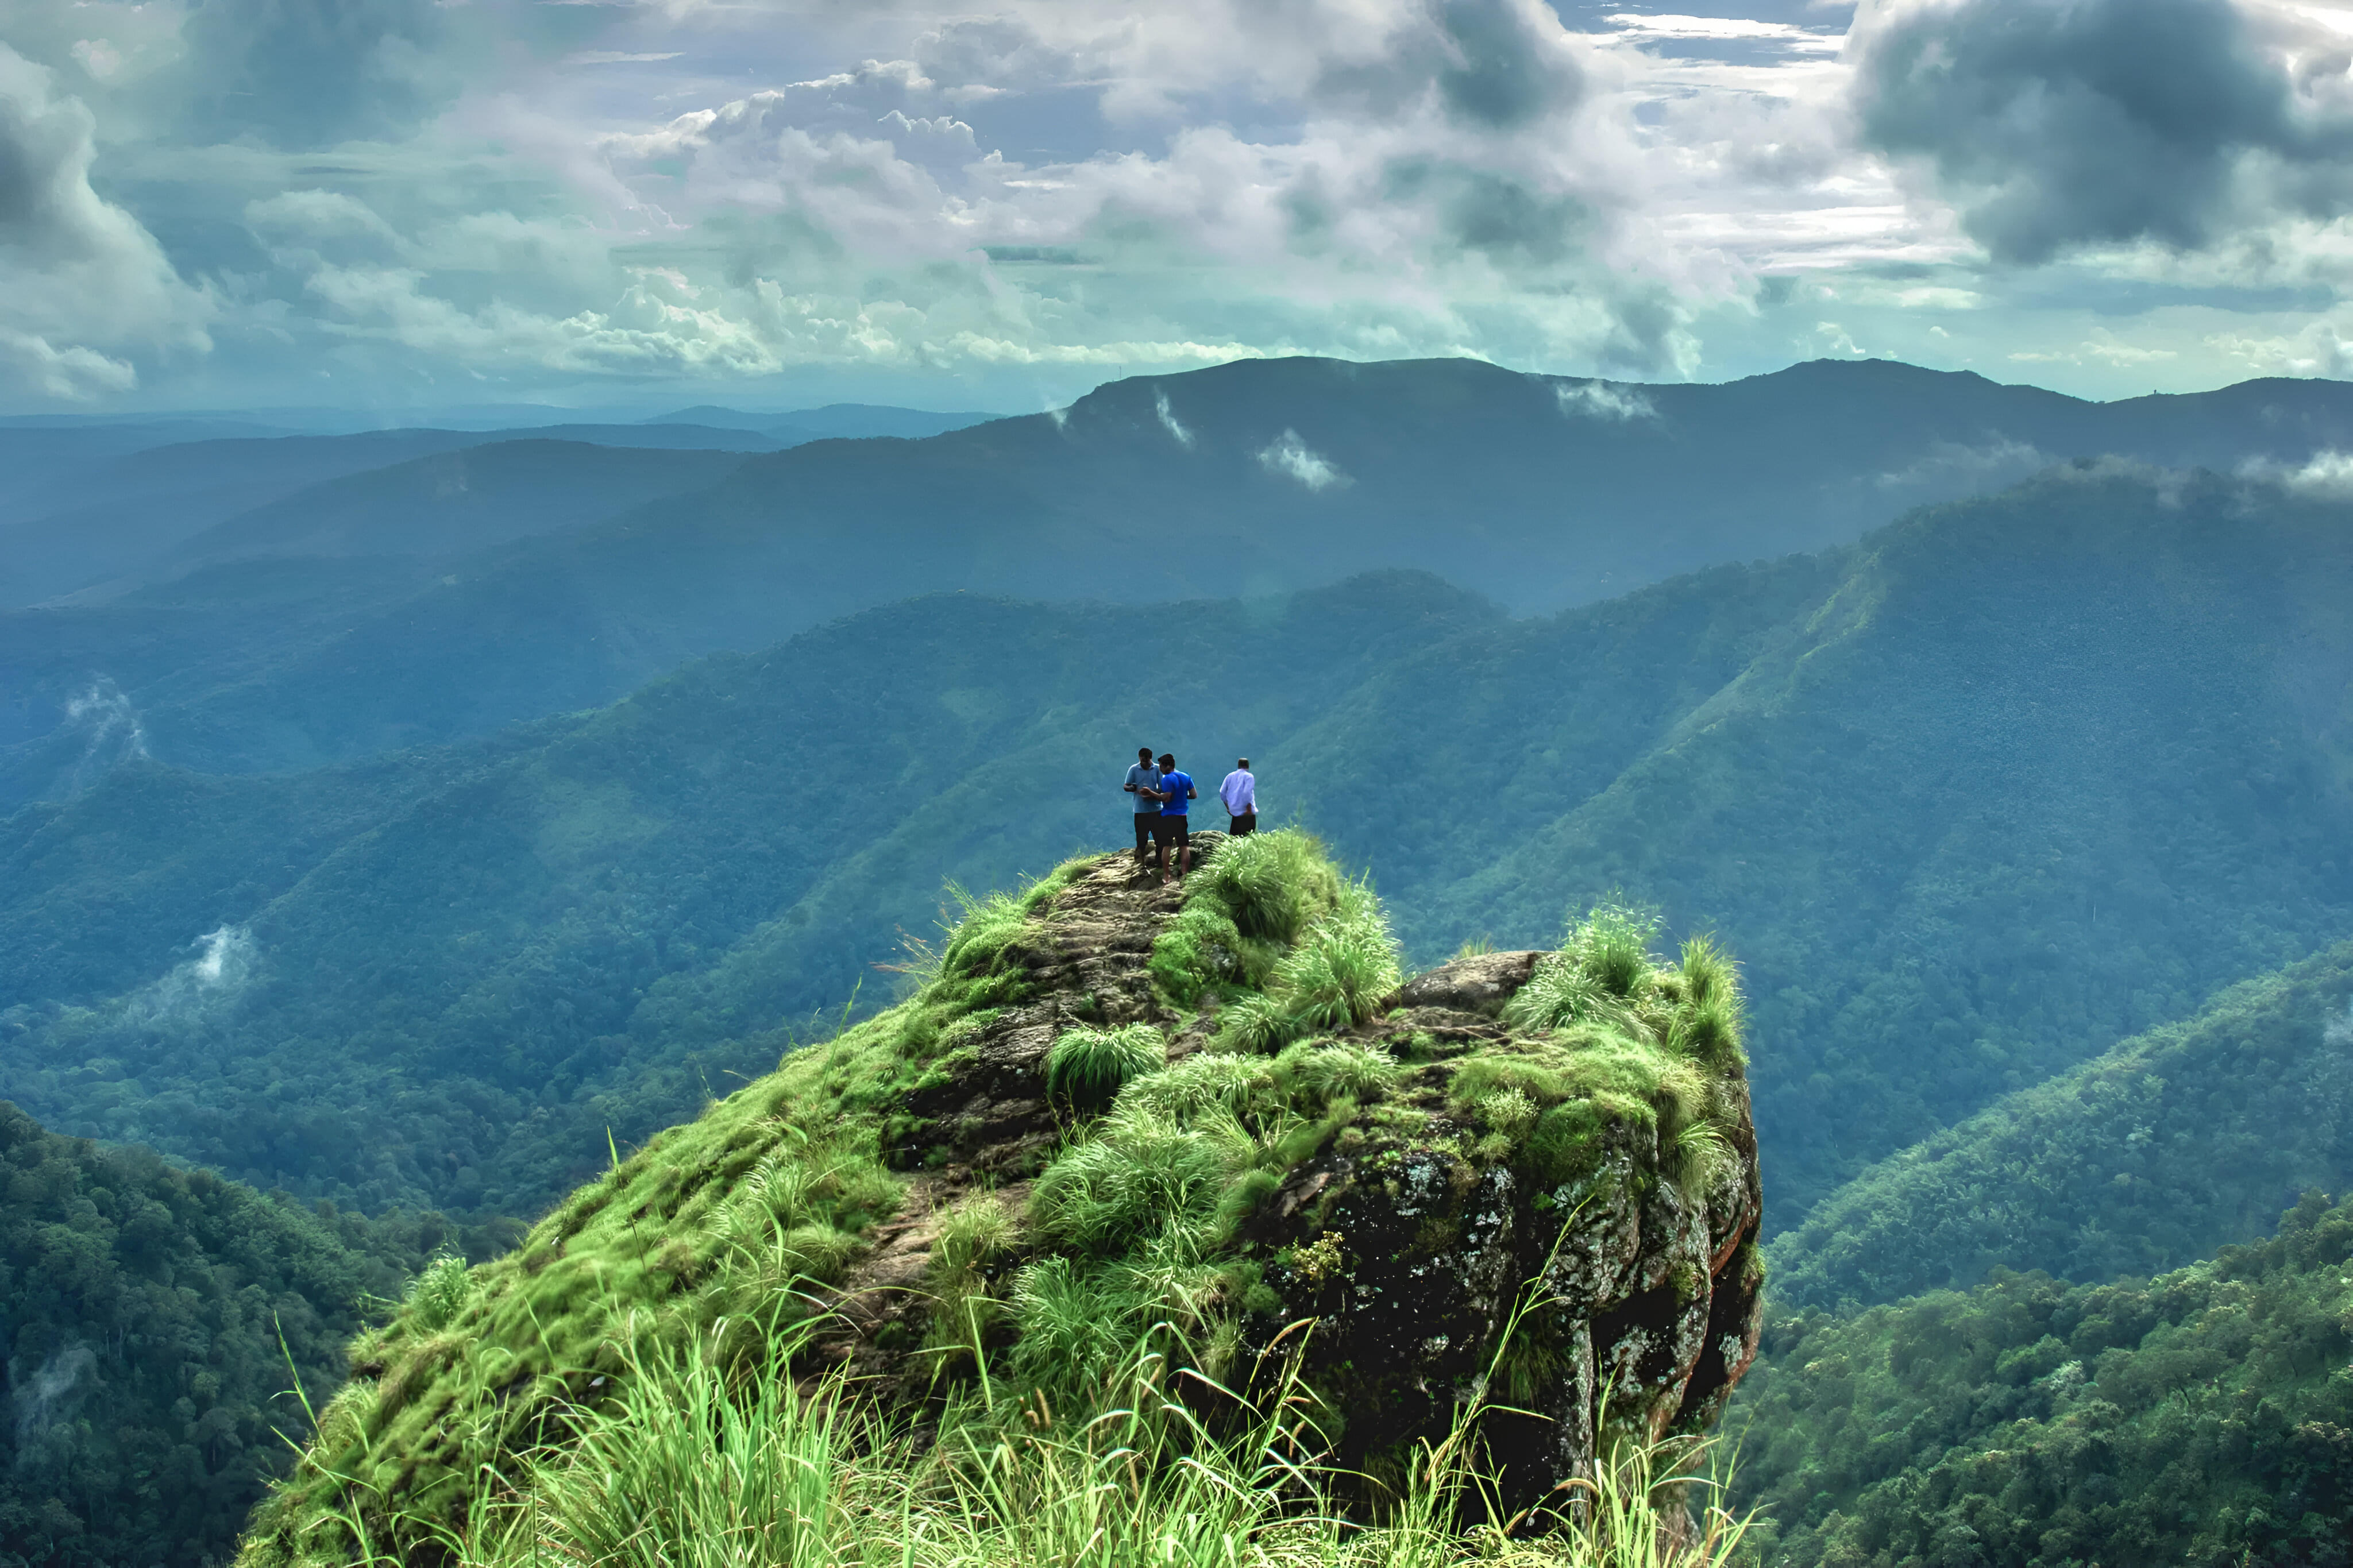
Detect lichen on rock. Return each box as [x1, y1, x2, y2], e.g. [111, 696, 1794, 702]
[240, 832, 1762, 1565]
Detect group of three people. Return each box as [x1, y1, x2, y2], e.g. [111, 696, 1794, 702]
[1123, 748, 1257, 879]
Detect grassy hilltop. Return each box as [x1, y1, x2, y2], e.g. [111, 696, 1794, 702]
[241, 832, 1766, 1567]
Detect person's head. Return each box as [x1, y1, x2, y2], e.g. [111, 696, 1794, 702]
[1137, 746, 1153, 764]
[1158, 753, 1175, 770]
[1237, 758, 1249, 770]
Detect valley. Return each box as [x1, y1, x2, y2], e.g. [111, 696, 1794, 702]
[6, 361, 2353, 1567]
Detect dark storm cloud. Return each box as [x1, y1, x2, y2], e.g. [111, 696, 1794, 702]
[1432, 0, 1579, 128]
[173, 0, 595, 150]
[1851, 0, 2353, 263]
[1317, 0, 1583, 131]
[0, 69, 80, 253]
[1384, 159, 1591, 264]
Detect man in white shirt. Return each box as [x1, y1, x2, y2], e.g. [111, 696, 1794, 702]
[1218, 758, 1257, 837]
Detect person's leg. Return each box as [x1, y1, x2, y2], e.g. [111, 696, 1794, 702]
[1176, 818, 1191, 878]
[1135, 814, 1152, 864]
[1235, 811, 1256, 837]
[1148, 814, 1168, 873]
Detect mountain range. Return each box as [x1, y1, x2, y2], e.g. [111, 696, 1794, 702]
[7, 459, 2350, 1229]
[10, 355, 2353, 1566]
[16, 357, 2353, 791]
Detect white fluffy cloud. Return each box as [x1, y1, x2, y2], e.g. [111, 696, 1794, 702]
[9, 0, 2353, 407]
[0, 44, 210, 397]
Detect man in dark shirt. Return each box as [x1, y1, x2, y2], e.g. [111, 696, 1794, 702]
[1123, 746, 1162, 867]
[1154, 751, 1197, 879]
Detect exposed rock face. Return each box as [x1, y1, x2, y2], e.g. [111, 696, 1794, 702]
[1392, 949, 1546, 1016]
[1245, 1053, 1764, 1514]
[828, 843, 1766, 1515]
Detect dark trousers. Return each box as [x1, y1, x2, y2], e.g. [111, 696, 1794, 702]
[1135, 814, 1159, 858]
[1228, 811, 1257, 836]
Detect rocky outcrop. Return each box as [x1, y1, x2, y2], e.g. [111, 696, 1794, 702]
[243, 832, 1765, 1566]
[826, 840, 1765, 1516]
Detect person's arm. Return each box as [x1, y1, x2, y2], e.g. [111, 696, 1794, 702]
[1187, 781, 1197, 801]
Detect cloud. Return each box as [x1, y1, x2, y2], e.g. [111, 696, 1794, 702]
[1873, 436, 2046, 490]
[1154, 387, 1194, 447]
[1310, 0, 1587, 129]
[1601, 13, 1843, 54]
[2241, 447, 2353, 497]
[0, 46, 210, 396]
[1848, 0, 2353, 263]
[1553, 378, 1657, 420]
[122, 925, 257, 1026]
[1257, 428, 1347, 489]
[0, 330, 136, 400]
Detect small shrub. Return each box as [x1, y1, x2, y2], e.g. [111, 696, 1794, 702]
[1478, 1086, 1539, 1141]
[1028, 1105, 1248, 1254]
[776, 1223, 862, 1285]
[1044, 1025, 1165, 1108]
[1192, 831, 1342, 944]
[1275, 1040, 1402, 1110]
[1671, 934, 1746, 1068]
[1007, 1256, 1150, 1403]
[407, 1252, 473, 1332]
[1576, 901, 1661, 999]
[937, 885, 1029, 982]
[931, 1192, 1019, 1280]
[1114, 1053, 1275, 1125]
[1209, 992, 1294, 1055]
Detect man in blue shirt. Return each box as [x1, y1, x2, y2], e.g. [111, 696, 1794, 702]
[1153, 751, 1197, 879]
[1123, 746, 1161, 868]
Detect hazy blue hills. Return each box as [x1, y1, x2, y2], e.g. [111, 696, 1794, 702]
[21, 356, 2353, 785]
[161, 442, 752, 567]
[6, 465, 2352, 1230]
[0, 405, 996, 608]
[642, 402, 997, 439]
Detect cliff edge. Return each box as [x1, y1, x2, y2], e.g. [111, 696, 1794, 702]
[242, 831, 1762, 1563]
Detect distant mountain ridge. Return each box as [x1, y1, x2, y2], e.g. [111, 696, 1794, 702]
[0, 405, 998, 608]
[14, 355, 2353, 783]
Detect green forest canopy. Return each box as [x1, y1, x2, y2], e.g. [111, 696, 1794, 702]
[0, 1103, 503, 1568]
[1730, 1190, 2353, 1567]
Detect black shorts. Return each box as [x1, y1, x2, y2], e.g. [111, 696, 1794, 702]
[1153, 815, 1189, 848]
[1228, 811, 1256, 836]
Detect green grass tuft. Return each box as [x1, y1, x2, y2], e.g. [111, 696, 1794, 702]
[1044, 1024, 1166, 1109]
[1191, 829, 1344, 944]
[403, 1253, 472, 1333]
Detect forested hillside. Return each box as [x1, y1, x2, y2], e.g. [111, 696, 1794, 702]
[0, 1103, 493, 1568]
[1772, 943, 2353, 1309]
[1730, 1191, 2353, 1567]
[5, 466, 2351, 1226]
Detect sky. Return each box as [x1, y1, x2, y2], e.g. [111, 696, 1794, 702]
[9, 0, 2353, 416]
